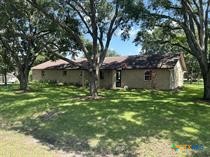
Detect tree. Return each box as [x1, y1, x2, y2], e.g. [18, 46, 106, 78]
[107, 49, 120, 57]
[185, 54, 201, 82]
[27, 0, 131, 98]
[33, 54, 49, 66]
[129, 0, 210, 100]
[0, 0, 77, 91]
[0, 0, 48, 90]
[0, 47, 14, 85]
[82, 47, 120, 58]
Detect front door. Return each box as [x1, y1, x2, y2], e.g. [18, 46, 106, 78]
[116, 70, 121, 87]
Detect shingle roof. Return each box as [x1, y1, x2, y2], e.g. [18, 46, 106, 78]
[32, 53, 186, 70]
[32, 60, 68, 70]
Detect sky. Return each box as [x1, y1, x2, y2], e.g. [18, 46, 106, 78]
[109, 28, 141, 56]
[109, 34, 141, 56]
[83, 27, 141, 57]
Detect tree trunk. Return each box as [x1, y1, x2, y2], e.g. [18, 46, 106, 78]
[89, 62, 100, 98]
[202, 69, 210, 100]
[89, 70, 98, 98]
[1, 75, 3, 84]
[17, 67, 29, 92]
[4, 71, 7, 86]
[95, 63, 100, 88]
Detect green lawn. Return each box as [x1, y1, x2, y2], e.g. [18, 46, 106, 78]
[0, 83, 210, 157]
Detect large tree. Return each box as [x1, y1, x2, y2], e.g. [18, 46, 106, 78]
[27, 0, 131, 98]
[0, 0, 49, 90]
[130, 0, 210, 100]
[0, 0, 77, 91]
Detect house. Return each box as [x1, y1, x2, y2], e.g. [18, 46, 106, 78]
[32, 53, 187, 90]
[0, 73, 18, 84]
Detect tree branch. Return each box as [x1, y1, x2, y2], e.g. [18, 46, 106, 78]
[26, 0, 90, 60]
[100, 0, 121, 63]
[67, 1, 93, 36]
[204, 0, 210, 54]
[182, 0, 200, 29]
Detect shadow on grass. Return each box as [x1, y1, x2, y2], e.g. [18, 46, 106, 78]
[0, 83, 209, 156]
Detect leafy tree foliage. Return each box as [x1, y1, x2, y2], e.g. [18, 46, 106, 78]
[0, 0, 49, 90]
[0, 0, 77, 90]
[185, 54, 201, 82]
[135, 27, 184, 54]
[107, 49, 120, 57]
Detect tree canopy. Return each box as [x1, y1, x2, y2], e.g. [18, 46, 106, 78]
[0, 0, 79, 90]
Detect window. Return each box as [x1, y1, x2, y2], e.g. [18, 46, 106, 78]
[63, 71, 67, 76]
[144, 70, 152, 81]
[100, 71, 104, 79]
[41, 71, 45, 77]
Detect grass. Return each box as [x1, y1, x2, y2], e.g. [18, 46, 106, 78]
[0, 83, 210, 157]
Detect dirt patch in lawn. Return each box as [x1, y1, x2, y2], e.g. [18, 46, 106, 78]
[0, 129, 81, 157]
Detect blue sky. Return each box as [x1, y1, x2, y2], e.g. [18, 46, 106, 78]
[109, 34, 141, 56]
[82, 27, 141, 57]
[108, 27, 141, 56]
